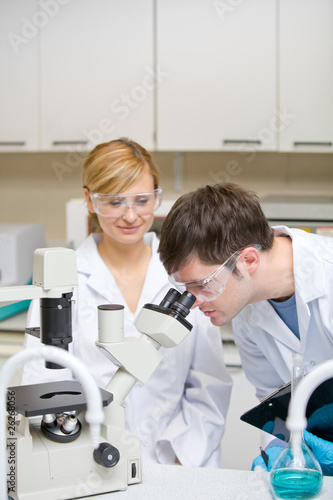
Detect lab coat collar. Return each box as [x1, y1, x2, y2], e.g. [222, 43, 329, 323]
[76, 232, 168, 314]
[134, 232, 170, 317]
[273, 226, 326, 302]
[242, 300, 302, 351]
[244, 226, 329, 349]
[77, 233, 116, 303]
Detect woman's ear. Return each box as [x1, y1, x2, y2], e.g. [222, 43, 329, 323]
[83, 187, 94, 213]
[239, 246, 260, 276]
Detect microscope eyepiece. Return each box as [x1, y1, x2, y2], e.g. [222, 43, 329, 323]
[159, 288, 181, 309]
[170, 291, 196, 319]
[139, 289, 195, 332]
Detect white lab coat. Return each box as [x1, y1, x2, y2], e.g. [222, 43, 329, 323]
[22, 232, 232, 468]
[233, 226, 333, 401]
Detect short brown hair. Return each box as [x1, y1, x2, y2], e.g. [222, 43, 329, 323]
[158, 183, 274, 274]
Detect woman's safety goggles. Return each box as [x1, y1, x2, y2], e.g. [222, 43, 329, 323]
[90, 188, 163, 218]
[169, 245, 261, 302]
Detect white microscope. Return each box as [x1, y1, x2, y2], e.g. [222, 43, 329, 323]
[0, 248, 195, 500]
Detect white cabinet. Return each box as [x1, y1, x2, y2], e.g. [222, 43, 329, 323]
[2, 1, 332, 153]
[156, 0, 277, 151]
[40, 0, 155, 151]
[279, 0, 333, 152]
[0, 0, 39, 151]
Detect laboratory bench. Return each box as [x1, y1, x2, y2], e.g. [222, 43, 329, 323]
[80, 463, 333, 500]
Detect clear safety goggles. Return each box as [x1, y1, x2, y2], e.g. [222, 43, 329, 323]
[169, 245, 261, 302]
[90, 188, 163, 218]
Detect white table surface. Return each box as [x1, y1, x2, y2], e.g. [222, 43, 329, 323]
[85, 463, 333, 500]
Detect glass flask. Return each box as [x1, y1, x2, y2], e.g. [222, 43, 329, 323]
[270, 433, 323, 499]
[270, 355, 322, 499]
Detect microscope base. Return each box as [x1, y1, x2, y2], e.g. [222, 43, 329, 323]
[7, 416, 141, 500]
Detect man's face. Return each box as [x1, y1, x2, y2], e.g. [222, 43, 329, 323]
[172, 255, 250, 327]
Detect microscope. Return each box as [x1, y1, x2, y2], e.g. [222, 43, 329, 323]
[0, 248, 195, 500]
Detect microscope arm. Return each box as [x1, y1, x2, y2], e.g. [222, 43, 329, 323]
[0, 247, 77, 307]
[0, 284, 71, 306]
[96, 291, 195, 407]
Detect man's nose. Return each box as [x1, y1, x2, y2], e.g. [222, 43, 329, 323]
[190, 297, 204, 309]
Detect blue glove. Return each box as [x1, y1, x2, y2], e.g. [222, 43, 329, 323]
[303, 429, 333, 476]
[251, 446, 285, 471]
[307, 403, 333, 442]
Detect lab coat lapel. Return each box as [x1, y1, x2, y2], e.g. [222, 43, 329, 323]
[295, 289, 310, 348]
[291, 228, 326, 346]
[86, 260, 118, 304]
[270, 226, 327, 348]
[78, 234, 121, 304]
[135, 233, 169, 316]
[247, 301, 301, 352]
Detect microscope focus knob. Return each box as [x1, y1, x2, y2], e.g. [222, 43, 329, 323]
[93, 442, 120, 468]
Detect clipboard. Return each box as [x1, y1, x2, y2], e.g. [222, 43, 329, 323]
[240, 377, 333, 443]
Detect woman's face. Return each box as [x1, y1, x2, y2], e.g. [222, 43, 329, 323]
[85, 170, 156, 246]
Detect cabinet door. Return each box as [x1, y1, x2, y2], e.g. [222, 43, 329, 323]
[279, 0, 333, 152]
[0, 0, 39, 151]
[156, 0, 276, 151]
[40, 0, 154, 151]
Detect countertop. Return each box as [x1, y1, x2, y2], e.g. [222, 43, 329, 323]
[83, 463, 333, 500]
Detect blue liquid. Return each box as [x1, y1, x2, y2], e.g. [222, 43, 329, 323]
[271, 469, 323, 499]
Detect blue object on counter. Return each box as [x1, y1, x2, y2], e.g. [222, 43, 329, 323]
[0, 278, 32, 321]
[0, 299, 31, 321]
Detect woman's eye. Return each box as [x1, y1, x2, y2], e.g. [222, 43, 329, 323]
[109, 198, 123, 207]
[136, 197, 149, 206]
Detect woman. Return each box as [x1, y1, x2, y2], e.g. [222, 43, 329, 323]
[22, 138, 232, 467]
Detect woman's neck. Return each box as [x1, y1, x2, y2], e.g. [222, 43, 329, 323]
[97, 234, 152, 314]
[98, 234, 150, 271]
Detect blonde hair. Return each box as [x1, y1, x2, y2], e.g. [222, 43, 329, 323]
[83, 138, 160, 231]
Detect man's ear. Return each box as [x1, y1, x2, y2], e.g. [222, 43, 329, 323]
[83, 188, 94, 213]
[239, 246, 260, 276]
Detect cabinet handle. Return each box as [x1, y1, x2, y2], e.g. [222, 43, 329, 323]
[293, 141, 332, 147]
[223, 139, 262, 145]
[0, 141, 25, 146]
[52, 140, 88, 146]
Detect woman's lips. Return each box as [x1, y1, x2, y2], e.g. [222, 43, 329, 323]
[118, 225, 141, 234]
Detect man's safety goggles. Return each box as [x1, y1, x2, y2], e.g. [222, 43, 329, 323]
[169, 245, 261, 302]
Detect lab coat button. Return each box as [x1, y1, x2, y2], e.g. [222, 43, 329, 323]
[310, 360, 316, 366]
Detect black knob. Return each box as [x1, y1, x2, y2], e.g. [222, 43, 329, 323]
[93, 442, 120, 468]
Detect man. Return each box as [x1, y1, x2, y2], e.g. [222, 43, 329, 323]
[158, 182, 333, 474]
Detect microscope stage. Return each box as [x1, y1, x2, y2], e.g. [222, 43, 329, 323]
[7, 380, 113, 416]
